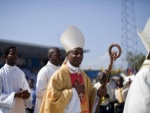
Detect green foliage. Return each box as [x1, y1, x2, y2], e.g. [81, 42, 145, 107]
[126, 52, 145, 70]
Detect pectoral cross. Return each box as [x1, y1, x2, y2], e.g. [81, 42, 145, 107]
[79, 93, 83, 101]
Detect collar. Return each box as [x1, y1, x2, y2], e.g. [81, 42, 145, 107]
[47, 61, 60, 70]
[141, 59, 150, 68]
[4, 63, 16, 69]
[67, 61, 81, 74]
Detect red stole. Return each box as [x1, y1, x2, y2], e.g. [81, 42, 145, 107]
[70, 73, 89, 113]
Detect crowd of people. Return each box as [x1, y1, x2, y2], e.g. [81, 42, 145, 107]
[0, 18, 150, 113]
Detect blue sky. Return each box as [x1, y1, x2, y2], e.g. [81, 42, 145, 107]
[0, 0, 150, 70]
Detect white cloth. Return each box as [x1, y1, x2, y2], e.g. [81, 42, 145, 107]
[107, 79, 116, 102]
[34, 61, 60, 113]
[0, 64, 32, 113]
[63, 88, 81, 113]
[123, 60, 150, 113]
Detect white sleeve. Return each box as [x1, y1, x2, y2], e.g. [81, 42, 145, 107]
[22, 73, 32, 109]
[63, 88, 81, 113]
[0, 71, 16, 109]
[36, 68, 48, 98]
[0, 92, 15, 109]
[92, 91, 99, 113]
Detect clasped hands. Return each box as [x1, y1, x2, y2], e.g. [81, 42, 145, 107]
[15, 88, 30, 99]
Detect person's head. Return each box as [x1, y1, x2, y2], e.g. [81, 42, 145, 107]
[66, 47, 83, 67]
[60, 25, 85, 67]
[28, 79, 34, 89]
[97, 70, 108, 84]
[3, 46, 18, 66]
[116, 76, 124, 88]
[48, 47, 62, 66]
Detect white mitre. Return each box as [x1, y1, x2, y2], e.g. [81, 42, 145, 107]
[60, 25, 85, 52]
[137, 18, 150, 52]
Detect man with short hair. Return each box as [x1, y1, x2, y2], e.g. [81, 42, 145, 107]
[0, 46, 32, 113]
[34, 47, 62, 113]
[39, 25, 107, 113]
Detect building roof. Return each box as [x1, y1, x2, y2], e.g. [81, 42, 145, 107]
[0, 39, 66, 59]
[0, 39, 89, 59]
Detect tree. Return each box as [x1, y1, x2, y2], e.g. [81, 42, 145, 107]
[126, 52, 145, 71]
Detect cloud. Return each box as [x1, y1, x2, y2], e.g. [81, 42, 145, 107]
[98, 52, 110, 68]
[82, 51, 125, 70]
[98, 52, 128, 70]
[81, 52, 110, 70]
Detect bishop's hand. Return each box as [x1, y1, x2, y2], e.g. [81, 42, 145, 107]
[74, 84, 85, 94]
